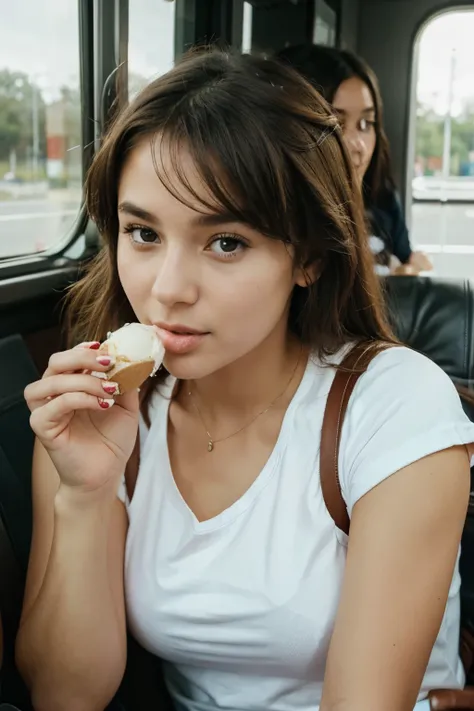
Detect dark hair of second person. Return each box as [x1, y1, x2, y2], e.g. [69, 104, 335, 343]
[277, 44, 433, 274]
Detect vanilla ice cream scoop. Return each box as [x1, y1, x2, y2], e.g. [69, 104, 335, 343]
[99, 323, 164, 394]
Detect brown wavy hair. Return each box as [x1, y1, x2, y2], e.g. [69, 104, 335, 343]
[66, 46, 395, 413]
[276, 44, 396, 207]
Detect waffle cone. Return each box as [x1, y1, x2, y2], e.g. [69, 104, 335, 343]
[107, 360, 155, 394]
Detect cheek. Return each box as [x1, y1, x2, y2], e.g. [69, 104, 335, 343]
[364, 134, 376, 163]
[116, 241, 154, 315]
[212, 254, 295, 338]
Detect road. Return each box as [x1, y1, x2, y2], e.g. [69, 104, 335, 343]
[411, 202, 474, 278]
[0, 196, 473, 279]
[0, 197, 80, 259]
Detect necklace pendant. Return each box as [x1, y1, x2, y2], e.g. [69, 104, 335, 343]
[207, 440, 214, 452]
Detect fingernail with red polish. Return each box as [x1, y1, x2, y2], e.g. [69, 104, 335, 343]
[102, 382, 119, 395]
[77, 341, 100, 349]
[98, 398, 115, 409]
[96, 356, 112, 366]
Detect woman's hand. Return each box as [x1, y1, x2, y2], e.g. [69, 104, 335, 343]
[391, 250, 433, 276]
[391, 263, 417, 276]
[409, 250, 434, 272]
[24, 342, 140, 495]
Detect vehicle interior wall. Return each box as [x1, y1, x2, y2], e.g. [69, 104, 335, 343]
[251, 2, 310, 51]
[356, 0, 474, 205]
[248, 0, 360, 64]
[339, 0, 360, 50]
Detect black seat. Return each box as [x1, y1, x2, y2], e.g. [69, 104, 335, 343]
[0, 335, 37, 575]
[384, 276, 474, 394]
[385, 275, 474, 684]
[0, 334, 37, 709]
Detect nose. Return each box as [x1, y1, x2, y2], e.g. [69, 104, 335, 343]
[344, 128, 367, 163]
[151, 247, 198, 308]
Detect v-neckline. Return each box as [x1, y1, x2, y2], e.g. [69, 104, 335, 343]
[161, 359, 314, 534]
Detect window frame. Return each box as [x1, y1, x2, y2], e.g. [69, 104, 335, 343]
[0, 0, 245, 285]
[405, 4, 474, 220]
[0, 0, 127, 281]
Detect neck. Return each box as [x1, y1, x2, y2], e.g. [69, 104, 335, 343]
[187, 330, 305, 423]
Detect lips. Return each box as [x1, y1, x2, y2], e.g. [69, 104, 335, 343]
[153, 324, 208, 355]
[155, 323, 205, 336]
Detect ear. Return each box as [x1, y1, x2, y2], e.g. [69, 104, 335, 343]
[294, 260, 321, 288]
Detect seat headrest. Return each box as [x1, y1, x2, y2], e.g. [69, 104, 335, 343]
[384, 276, 474, 388]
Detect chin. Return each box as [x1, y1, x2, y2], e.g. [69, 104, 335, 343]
[162, 352, 222, 382]
[163, 343, 256, 382]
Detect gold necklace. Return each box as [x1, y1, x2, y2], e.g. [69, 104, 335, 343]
[188, 347, 303, 452]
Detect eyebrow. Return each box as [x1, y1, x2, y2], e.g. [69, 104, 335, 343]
[118, 201, 240, 227]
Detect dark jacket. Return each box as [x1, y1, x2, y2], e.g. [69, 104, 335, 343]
[366, 190, 412, 267]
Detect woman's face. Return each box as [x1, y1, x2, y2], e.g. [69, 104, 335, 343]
[332, 76, 377, 183]
[116, 139, 307, 381]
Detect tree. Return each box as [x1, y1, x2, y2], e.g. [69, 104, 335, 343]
[452, 116, 474, 160]
[0, 69, 46, 166]
[415, 103, 444, 162]
[415, 99, 474, 176]
[59, 85, 82, 182]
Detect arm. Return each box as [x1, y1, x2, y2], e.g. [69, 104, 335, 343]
[387, 192, 412, 265]
[15, 438, 128, 711]
[320, 445, 470, 711]
[386, 192, 433, 271]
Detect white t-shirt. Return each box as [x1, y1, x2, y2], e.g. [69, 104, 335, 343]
[119, 346, 474, 711]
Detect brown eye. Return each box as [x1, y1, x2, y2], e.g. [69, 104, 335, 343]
[127, 226, 158, 244]
[209, 235, 247, 258]
[359, 118, 375, 132]
[215, 238, 239, 252]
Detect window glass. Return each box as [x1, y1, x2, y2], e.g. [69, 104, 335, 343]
[312, 0, 337, 47]
[242, 2, 253, 54]
[0, 1, 82, 258]
[410, 10, 474, 278]
[128, 0, 176, 99]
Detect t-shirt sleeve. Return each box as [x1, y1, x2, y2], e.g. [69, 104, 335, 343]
[338, 346, 474, 515]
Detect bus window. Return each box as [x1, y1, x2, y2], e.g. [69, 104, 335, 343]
[128, 0, 176, 99]
[243, 2, 253, 54]
[0, 1, 82, 259]
[409, 9, 474, 279]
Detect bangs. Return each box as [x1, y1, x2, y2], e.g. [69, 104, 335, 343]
[149, 102, 293, 243]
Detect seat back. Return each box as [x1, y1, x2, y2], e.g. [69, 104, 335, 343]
[384, 276, 474, 390]
[0, 335, 38, 708]
[385, 275, 474, 682]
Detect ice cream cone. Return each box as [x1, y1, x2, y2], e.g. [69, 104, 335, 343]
[98, 323, 164, 394]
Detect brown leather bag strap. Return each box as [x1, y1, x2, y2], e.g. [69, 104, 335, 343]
[320, 341, 391, 534]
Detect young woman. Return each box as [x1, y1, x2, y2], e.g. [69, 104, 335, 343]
[277, 44, 433, 276]
[17, 48, 473, 711]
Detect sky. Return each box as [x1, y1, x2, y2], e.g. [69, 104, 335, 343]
[0, 0, 80, 100]
[0, 0, 473, 114]
[416, 9, 474, 115]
